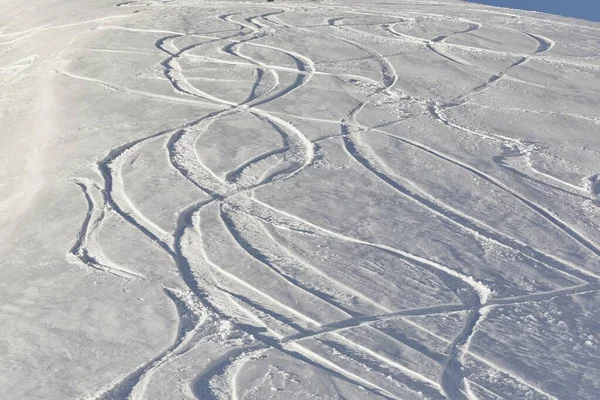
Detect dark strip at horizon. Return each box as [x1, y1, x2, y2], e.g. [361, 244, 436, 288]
[465, 0, 600, 23]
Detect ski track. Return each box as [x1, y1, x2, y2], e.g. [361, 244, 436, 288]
[324, 14, 600, 283]
[49, 4, 600, 400]
[80, 288, 207, 400]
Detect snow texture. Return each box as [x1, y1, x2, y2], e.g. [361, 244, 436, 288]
[0, 0, 599, 399]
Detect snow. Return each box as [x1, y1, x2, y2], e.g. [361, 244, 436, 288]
[0, 0, 599, 399]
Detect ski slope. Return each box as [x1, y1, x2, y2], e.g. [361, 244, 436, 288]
[1, 0, 599, 399]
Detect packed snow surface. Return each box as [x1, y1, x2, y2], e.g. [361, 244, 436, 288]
[1, 0, 599, 399]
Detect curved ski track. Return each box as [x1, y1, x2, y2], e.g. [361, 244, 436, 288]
[53, 4, 600, 400]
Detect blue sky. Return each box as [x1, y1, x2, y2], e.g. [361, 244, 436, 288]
[465, 0, 600, 22]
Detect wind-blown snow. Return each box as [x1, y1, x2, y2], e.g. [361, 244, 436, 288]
[1, 0, 599, 399]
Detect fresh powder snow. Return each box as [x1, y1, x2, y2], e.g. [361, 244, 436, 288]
[0, 0, 599, 399]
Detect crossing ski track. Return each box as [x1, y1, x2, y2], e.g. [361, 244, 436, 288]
[2, 0, 600, 399]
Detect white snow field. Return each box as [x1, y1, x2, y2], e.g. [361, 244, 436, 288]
[1, 0, 600, 399]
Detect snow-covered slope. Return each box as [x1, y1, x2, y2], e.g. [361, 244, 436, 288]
[1, 1, 599, 399]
